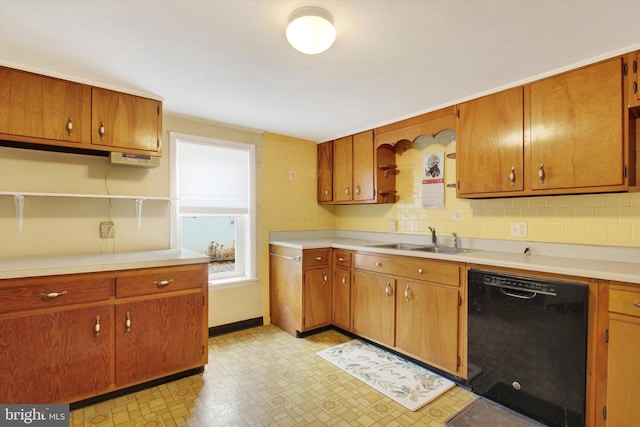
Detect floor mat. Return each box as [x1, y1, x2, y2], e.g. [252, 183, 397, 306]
[316, 339, 455, 411]
[445, 397, 546, 427]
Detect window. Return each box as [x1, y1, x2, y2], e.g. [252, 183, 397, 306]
[170, 132, 255, 284]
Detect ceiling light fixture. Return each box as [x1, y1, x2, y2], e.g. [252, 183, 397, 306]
[286, 6, 336, 55]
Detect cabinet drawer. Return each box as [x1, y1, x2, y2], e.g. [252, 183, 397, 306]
[303, 249, 331, 268]
[116, 264, 207, 298]
[609, 289, 640, 317]
[0, 274, 114, 314]
[355, 253, 460, 286]
[334, 250, 352, 268]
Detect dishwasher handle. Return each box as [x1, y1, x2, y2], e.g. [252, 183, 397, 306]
[499, 287, 538, 300]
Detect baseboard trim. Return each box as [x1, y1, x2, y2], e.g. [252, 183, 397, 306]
[208, 317, 264, 337]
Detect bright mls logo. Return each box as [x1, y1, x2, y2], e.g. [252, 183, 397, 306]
[1, 405, 68, 426]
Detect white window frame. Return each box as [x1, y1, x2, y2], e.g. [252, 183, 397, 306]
[170, 132, 256, 285]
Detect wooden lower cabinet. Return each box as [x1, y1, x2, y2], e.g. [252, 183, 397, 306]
[332, 265, 352, 330]
[395, 279, 460, 374]
[352, 271, 396, 347]
[0, 305, 113, 403]
[115, 292, 204, 387]
[0, 262, 208, 404]
[599, 283, 640, 426]
[269, 245, 332, 336]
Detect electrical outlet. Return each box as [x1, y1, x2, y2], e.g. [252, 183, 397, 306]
[100, 221, 115, 239]
[452, 209, 463, 220]
[510, 222, 528, 238]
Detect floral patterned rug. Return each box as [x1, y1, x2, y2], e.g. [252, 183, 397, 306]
[317, 339, 455, 411]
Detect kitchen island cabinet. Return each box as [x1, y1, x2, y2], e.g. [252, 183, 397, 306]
[269, 245, 331, 336]
[0, 258, 208, 404]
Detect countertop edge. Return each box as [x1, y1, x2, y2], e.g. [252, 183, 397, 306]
[270, 239, 640, 285]
[0, 249, 210, 280]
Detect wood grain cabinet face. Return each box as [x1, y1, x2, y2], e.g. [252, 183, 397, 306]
[302, 268, 331, 331]
[332, 250, 352, 331]
[115, 292, 204, 387]
[605, 285, 640, 426]
[0, 305, 113, 403]
[91, 87, 162, 154]
[395, 279, 460, 374]
[456, 86, 524, 196]
[0, 67, 88, 144]
[333, 135, 354, 202]
[352, 270, 395, 347]
[530, 58, 624, 191]
[317, 141, 333, 202]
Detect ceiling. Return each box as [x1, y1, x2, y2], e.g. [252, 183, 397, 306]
[1, 0, 639, 143]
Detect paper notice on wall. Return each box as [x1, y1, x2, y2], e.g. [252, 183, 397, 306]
[422, 152, 445, 209]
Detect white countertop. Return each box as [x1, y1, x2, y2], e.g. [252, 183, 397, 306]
[270, 236, 640, 285]
[0, 249, 210, 280]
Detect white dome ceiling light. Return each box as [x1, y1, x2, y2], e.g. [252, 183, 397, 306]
[286, 6, 336, 55]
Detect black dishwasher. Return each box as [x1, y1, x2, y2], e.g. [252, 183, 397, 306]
[467, 269, 589, 427]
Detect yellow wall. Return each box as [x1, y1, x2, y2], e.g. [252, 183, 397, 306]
[336, 130, 640, 247]
[261, 132, 335, 322]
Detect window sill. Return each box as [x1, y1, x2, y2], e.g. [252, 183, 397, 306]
[208, 276, 258, 289]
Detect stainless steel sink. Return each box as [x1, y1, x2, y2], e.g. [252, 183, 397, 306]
[367, 243, 474, 254]
[366, 243, 431, 251]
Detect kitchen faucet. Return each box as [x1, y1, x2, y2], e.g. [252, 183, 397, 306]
[428, 226, 437, 246]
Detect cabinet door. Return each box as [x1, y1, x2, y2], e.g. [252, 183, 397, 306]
[456, 86, 524, 195]
[628, 51, 639, 108]
[303, 268, 331, 331]
[606, 315, 640, 426]
[0, 306, 112, 403]
[333, 135, 353, 202]
[396, 280, 460, 374]
[530, 58, 623, 191]
[332, 266, 351, 330]
[352, 271, 395, 346]
[91, 87, 161, 153]
[352, 130, 374, 201]
[317, 141, 333, 202]
[115, 292, 203, 386]
[0, 67, 87, 143]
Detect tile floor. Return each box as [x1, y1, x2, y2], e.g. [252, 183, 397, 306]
[70, 325, 476, 426]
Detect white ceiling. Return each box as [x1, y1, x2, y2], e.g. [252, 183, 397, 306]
[1, 0, 639, 143]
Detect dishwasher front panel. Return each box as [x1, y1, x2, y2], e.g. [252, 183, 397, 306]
[467, 269, 589, 427]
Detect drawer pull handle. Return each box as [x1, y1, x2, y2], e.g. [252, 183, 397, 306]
[66, 117, 73, 136]
[385, 282, 392, 297]
[338, 257, 347, 262]
[153, 279, 174, 288]
[404, 285, 411, 301]
[125, 312, 132, 332]
[375, 262, 382, 267]
[314, 256, 323, 261]
[94, 316, 101, 337]
[634, 302, 640, 308]
[39, 290, 68, 299]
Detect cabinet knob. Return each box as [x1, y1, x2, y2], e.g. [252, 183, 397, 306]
[66, 117, 73, 136]
[94, 315, 101, 337]
[125, 312, 132, 332]
[538, 164, 545, 184]
[633, 302, 640, 308]
[99, 121, 105, 139]
[375, 262, 382, 267]
[314, 256, 323, 261]
[345, 187, 350, 196]
[509, 167, 516, 185]
[324, 188, 330, 196]
[418, 268, 423, 274]
[323, 272, 328, 284]
[355, 185, 361, 196]
[338, 257, 346, 262]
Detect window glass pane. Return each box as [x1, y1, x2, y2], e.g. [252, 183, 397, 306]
[181, 215, 239, 276]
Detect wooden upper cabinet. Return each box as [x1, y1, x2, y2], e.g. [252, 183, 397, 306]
[456, 86, 524, 196]
[626, 51, 639, 108]
[352, 130, 374, 201]
[317, 141, 333, 202]
[0, 67, 90, 144]
[333, 135, 353, 202]
[529, 58, 624, 191]
[91, 87, 162, 154]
